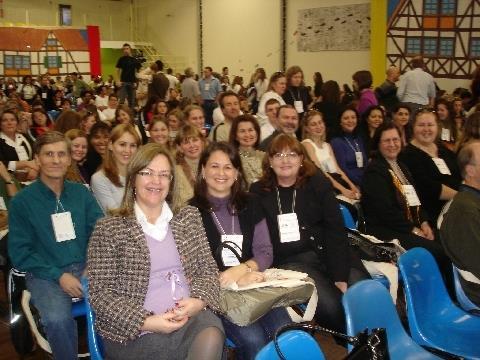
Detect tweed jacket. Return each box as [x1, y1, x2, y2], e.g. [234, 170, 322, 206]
[87, 206, 221, 344]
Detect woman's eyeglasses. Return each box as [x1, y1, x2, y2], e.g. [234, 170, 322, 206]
[272, 152, 299, 160]
[137, 170, 173, 181]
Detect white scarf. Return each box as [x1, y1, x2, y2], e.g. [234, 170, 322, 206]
[134, 201, 173, 242]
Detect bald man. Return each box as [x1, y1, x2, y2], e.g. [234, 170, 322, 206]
[441, 141, 480, 307]
[374, 66, 400, 115]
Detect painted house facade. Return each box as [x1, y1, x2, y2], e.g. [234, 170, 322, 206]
[0, 27, 90, 80]
[387, 0, 480, 79]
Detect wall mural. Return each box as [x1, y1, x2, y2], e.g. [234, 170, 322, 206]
[387, 0, 480, 79]
[297, 3, 371, 52]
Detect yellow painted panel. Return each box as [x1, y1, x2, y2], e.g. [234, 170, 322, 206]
[371, 1, 388, 87]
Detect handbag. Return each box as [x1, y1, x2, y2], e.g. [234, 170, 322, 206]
[216, 242, 317, 326]
[347, 228, 404, 264]
[274, 323, 389, 360]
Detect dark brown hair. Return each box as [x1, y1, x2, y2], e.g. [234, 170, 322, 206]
[229, 115, 261, 149]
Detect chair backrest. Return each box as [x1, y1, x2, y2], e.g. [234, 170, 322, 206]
[255, 330, 325, 360]
[81, 278, 104, 360]
[339, 204, 356, 229]
[452, 264, 480, 312]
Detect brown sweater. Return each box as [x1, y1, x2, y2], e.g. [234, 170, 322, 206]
[87, 206, 221, 343]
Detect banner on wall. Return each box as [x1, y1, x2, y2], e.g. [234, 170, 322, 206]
[297, 4, 370, 52]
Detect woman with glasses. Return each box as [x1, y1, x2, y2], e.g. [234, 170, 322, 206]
[91, 124, 141, 212]
[189, 142, 290, 359]
[399, 108, 461, 222]
[172, 124, 207, 213]
[250, 134, 369, 334]
[330, 106, 368, 186]
[88, 143, 225, 360]
[256, 72, 287, 122]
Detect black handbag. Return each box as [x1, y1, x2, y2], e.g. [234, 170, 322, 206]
[347, 228, 404, 264]
[274, 322, 389, 360]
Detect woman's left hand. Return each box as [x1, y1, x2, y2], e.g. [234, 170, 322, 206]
[174, 297, 206, 319]
[420, 221, 434, 241]
[334, 281, 348, 293]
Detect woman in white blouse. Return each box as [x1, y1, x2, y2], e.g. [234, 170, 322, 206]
[0, 110, 38, 181]
[302, 110, 360, 200]
[91, 124, 141, 212]
[256, 72, 287, 122]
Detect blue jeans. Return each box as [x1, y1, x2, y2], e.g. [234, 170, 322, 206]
[25, 263, 85, 360]
[222, 307, 292, 360]
[119, 82, 135, 108]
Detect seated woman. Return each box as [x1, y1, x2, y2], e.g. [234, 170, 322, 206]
[91, 124, 141, 212]
[53, 110, 82, 134]
[302, 110, 360, 200]
[456, 111, 480, 152]
[167, 109, 184, 144]
[359, 105, 385, 157]
[80, 111, 98, 136]
[250, 134, 369, 334]
[0, 110, 38, 181]
[30, 109, 53, 139]
[436, 98, 458, 151]
[115, 104, 148, 144]
[172, 125, 206, 213]
[330, 107, 368, 186]
[84, 121, 111, 182]
[88, 143, 224, 360]
[391, 104, 412, 147]
[229, 115, 265, 187]
[361, 123, 446, 252]
[189, 142, 291, 360]
[256, 72, 287, 122]
[153, 99, 169, 120]
[399, 108, 462, 222]
[184, 105, 208, 137]
[149, 117, 175, 153]
[65, 129, 89, 185]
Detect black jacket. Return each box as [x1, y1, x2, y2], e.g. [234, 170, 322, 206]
[250, 171, 350, 282]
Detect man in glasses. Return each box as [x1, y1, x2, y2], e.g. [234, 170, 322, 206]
[259, 104, 299, 151]
[397, 56, 436, 120]
[440, 141, 480, 308]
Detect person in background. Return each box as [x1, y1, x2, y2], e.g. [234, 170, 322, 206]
[181, 67, 201, 105]
[282, 65, 312, 120]
[115, 104, 148, 144]
[9, 131, 103, 360]
[252, 68, 269, 114]
[94, 85, 109, 111]
[359, 105, 385, 157]
[352, 70, 378, 117]
[399, 108, 462, 221]
[100, 94, 119, 124]
[149, 117, 175, 153]
[167, 109, 184, 144]
[259, 99, 281, 141]
[54, 110, 82, 134]
[199, 66, 222, 127]
[331, 107, 368, 186]
[19, 75, 38, 105]
[65, 129, 89, 185]
[209, 92, 241, 143]
[259, 105, 299, 151]
[302, 110, 360, 201]
[313, 80, 344, 140]
[153, 99, 169, 120]
[80, 111, 98, 136]
[84, 121, 111, 182]
[30, 108, 54, 139]
[116, 43, 141, 108]
[251, 134, 369, 334]
[391, 104, 412, 147]
[189, 142, 291, 359]
[436, 98, 458, 151]
[184, 105, 208, 137]
[312, 71, 324, 102]
[256, 72, 287, 123]
[374, 66, 400, 116]
[88, 143, 224, 360]
[91, 124, 140, 212]
[230, 115, 265, 187]
[456, 112, 480, 152]
[172, 125, 207, 213]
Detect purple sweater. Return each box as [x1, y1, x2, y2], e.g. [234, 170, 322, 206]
[209, 195, 273, 271]
[357, 88, 378, 116]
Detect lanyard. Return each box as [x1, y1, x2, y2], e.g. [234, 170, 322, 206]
[276, 188, 296, 214]
[211, 211, 236, 235]
[344, 137, 360, 152]
[55, 198, 66, 213]
[289, 88, 301, 101]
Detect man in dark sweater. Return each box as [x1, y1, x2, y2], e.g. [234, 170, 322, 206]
[441, 141, 480, 306]
[116, 43, 141, 108]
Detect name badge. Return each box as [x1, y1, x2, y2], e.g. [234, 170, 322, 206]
[0, 197, 6, 211]
[432, 157, 451, 175]
[16, 146, 29, 161]
[277, 213, 301, 243]
[51, 212, 76, 242]
[41, 92, 47, 99]
[204, 83, 210, 91]
[402, 185, 421, 206]
[441, 128, 451, 141]
[221, 234, 243, 266]
[294, 100, 304, 113]
[355, 151, 364, 168]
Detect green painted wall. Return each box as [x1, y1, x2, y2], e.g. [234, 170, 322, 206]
[101, 48, 123, 80]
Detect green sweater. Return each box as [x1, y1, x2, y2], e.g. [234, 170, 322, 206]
[8, 179, 103, 281]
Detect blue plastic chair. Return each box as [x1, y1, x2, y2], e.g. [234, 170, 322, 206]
[398, 248, 480, 359]
[255, 330, 325, 360]
[81, 278, 104, 360]
[342, 280, 439, 359]
[452, 264, 480, 314]
[339, 203, 356, 229]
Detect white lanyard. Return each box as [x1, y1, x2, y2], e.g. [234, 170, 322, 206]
[344, 137, 360, 152]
